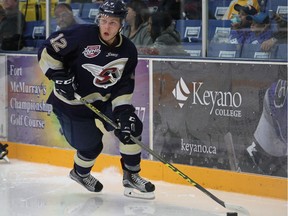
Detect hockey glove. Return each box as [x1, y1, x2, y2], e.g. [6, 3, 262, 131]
[51, 72, 77, 100]
[113, 107, 143, 144]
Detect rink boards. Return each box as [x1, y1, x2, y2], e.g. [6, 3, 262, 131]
[0, 54, 287, 200]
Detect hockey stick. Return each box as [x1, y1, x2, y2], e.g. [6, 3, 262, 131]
[74, 93, 250, 215]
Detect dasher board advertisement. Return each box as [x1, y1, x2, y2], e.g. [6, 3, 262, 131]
[153, 61, 287, 177]
[7, 56, 150, 158]
[0, 55, 7, 141]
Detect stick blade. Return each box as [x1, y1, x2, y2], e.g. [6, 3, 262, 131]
[225, 203, 250, 216]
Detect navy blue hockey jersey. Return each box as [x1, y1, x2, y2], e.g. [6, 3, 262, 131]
[38, 24, 138, 119]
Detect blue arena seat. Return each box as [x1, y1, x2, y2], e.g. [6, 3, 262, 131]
[207, 43, 242, 58]
[241, 44, 277, 59]
[182, 42, 202, 57]
[23, 21, 46, 48]
[70, 3, 83, 17]
[275, 44, 288, 60]
[81, 3, 101, 23]
[175, 19, 202, 43]
[208, 19, 232, 41]
[209, 0, 231, 20]
[266, 0, 288, 18]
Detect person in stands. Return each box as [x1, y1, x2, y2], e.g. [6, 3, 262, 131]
[53, 3, 88, 31]
[222, 0, 260, 20]
[139, 11, 188, 56]
[261, 13, 287, 51]
[244, 12, 273, 44]
[122, 0, 153, 48]
[1, 0, 26, 50]
[227, 4, 258, 44]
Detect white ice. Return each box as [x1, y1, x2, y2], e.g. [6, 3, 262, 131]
[0, 159, 287, 216]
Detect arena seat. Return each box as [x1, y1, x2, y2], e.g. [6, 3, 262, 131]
[208, 19, 232, 41]
[39, 0, 57, 20]
[175, 19, 202, 43]
[182, 42, 202, 57]
[265, 0, 288, 18]
[208, 0, 231, 20]
[81, 3, 101, 23]
[23, 21, 46, 48]
[275, 44, 287, 61]
[241, 44, 277, 59]
[70, 3, 83, 17]
[19, 0, 40, 21]
[208, 43, 242, 58]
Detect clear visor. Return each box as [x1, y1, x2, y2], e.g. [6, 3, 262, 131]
[95, 13, 125, 27]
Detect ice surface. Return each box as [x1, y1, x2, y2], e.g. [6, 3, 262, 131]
[0, 160, 287, 216]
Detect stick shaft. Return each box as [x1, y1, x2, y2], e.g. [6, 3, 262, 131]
[75, 93, 225, 208]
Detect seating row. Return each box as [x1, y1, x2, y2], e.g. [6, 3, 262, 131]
[22, 21, 287, 61]
[209, 0, 287, 20]
[19, 1, 100, 22]
[182, 43, 287, 61]
[19, 0, 59, 21]
[175, 19, 234, 43]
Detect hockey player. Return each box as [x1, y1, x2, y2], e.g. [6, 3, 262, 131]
[38, 0, 155, 199]
[0, 143, 9, 163]
[245, 79, 287, 177]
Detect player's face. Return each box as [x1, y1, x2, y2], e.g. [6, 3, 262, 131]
[98, 15, 122, 45]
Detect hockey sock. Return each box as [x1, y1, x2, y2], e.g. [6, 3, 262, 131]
[120, 156, 141, 174]
[74, 152, 96, 176]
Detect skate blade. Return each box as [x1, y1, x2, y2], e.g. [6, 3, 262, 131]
[3, 156, 10, 163]
[0, 156, 10, 163]
[124, 187, 155, 200]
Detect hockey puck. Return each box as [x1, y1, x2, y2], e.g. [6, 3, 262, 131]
[227, 212, 238, 216]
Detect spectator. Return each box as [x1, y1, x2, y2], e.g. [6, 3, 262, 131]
[226, 4, 258, 44]
[211, 4, 258, 44]
[261, 14, 287, 51]
[231, 4, 258, 30]
[158, 0, 182, 20]
[139, 12, 188, 56]
[0, 5, 8, 44]
[0, 5, 5, 21]
[244, 12, 273, 44]
[53, 3, 88, 31]
[222, 0, 260, 20]
[1, 0, 26, 50]
[122, 0, 153, 48]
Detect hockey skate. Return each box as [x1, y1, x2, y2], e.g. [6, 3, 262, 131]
[0, 143, 9, 163]
[245, 142, 287, 176]
[123, 169, 155, 200]
[69, 169, 103, 192]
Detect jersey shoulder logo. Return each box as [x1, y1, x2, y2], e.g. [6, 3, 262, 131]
[82, 45, 101, 58]
[82, 58, 128, 89]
